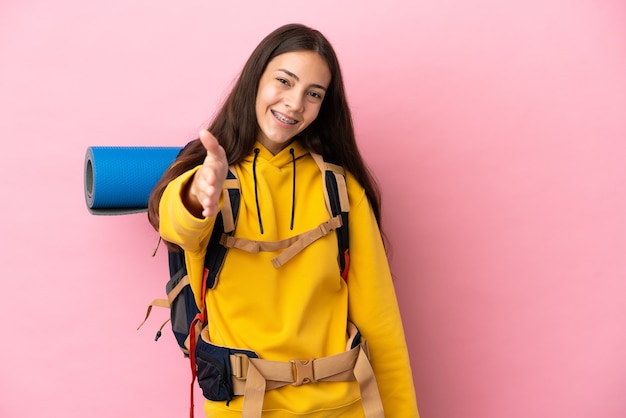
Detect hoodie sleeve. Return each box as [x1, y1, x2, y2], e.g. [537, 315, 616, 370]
[345, 174, 420, 417]
[158, 166, 219, 255]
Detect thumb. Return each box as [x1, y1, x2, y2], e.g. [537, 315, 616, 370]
[198, 130, 220, 155]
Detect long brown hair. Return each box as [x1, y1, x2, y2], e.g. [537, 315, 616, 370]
[148, 23, 383, 243]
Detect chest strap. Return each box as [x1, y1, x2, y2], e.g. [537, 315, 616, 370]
[219, 215, 343, 269]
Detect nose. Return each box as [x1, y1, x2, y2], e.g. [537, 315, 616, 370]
[285, 90, 305, 112]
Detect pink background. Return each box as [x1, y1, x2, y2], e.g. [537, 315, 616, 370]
[1, 0, 625, 417]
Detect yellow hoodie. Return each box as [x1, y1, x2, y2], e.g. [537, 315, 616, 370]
[159, 141, 419, 417]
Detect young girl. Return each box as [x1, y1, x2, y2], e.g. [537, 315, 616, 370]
[148, 23, 419, 417]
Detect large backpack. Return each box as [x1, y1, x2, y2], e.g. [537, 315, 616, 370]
[139, 153, 383, 418]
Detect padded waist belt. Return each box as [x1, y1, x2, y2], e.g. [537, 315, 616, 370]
[226, 325, 385, 418]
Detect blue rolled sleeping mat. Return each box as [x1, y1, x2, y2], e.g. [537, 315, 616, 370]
[84, 146, 182, 215]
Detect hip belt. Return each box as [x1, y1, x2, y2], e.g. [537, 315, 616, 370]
[196, 322, 385, 418]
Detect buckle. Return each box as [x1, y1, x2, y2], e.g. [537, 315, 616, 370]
[232, 353, 249, 380]
[291, 359, 316, 386]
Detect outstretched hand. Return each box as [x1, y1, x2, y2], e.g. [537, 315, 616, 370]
[187, 130, 229, 218]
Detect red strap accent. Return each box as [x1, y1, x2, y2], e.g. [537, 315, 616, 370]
[188, 268, 209, 418]
[341, 249, 350, 281]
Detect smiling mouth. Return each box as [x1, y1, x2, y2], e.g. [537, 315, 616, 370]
[272, 110, 298, 125]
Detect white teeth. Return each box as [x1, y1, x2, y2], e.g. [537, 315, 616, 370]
[272, 110, 297, 124]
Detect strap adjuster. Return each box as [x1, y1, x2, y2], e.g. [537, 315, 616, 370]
[291, 359, 316, 386]
[232, 353, 249, 380]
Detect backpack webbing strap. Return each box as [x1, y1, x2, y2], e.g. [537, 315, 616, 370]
[219, 215, 343, 269]
[233, 323, 384, 418]
[353, 348, 385, 417]
[271, 215, 343, 269]
[136, 274, 189, 332]
[220, 177, 240, 233]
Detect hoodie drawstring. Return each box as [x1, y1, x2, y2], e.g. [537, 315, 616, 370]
[252, 147, 297, 234]
[289, 148, 296, 231]
[253, 148, 264, 234]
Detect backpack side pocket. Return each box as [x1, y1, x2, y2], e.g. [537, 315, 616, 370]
[166, 266, 199, 355]
[195, 332, 258, 402]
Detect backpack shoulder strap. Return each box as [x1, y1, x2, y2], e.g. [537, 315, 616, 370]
[203, 166, 240, 289]
[310, 153, 350, 280]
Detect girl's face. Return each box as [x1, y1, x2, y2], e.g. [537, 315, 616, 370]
[255, 50, 331, 154]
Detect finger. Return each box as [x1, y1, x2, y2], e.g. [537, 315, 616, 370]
[193, 166, 223, 218]
[201, 185, 220, 217]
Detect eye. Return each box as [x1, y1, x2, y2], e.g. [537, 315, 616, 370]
[276, 78, 290, 86]
[308, 91, 323, 100]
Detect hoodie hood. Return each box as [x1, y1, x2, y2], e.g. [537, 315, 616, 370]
[242, 140, 309, 167]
